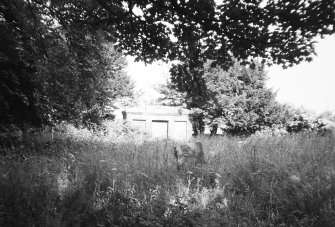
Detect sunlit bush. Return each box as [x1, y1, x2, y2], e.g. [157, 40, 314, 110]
[286, 111, 317, 133]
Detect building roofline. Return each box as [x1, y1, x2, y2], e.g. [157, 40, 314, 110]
[124, 105, 191, 115]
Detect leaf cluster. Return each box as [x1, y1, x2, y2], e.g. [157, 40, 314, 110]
[30, 0, 335, 68]
[0, 0, 134, 128]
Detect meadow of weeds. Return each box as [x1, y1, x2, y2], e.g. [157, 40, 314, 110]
[0, 123, 335, 226]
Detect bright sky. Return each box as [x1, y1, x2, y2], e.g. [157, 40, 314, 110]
[126, 58, 170, 103]
[266, 35, 335, 114]
[127, 34, 335, 114]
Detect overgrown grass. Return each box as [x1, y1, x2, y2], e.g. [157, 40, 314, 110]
[1, 128, 335, 226]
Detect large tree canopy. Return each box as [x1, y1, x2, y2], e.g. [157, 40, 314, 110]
[0, 0, 134, 128]
[29, 0, 335, 68]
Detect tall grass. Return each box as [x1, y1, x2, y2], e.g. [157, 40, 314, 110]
[1, 128, 335, 226]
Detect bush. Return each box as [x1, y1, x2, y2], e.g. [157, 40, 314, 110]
[286, 112, 317, 133]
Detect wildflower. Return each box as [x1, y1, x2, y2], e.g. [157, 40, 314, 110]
[222, 197, 228, 207]
[164, 207, 172, 218]
[216, 197, 228, 209]
[141, 173, 148, 178]
[67, 153, 75, 160]
[169, 198, 176, 205]
[289, 174, 300, 183]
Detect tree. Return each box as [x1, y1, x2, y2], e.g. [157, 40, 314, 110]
[0, 0, 134, 129]
[30, 0, 335, 68]
[205, 61, 291, 135]
[159, 60, 291, 136]
[156, 80, 187, 108]
[1, 0, 334, 129]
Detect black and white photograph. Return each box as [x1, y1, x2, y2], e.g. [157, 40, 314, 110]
[1, 0, 335, 226]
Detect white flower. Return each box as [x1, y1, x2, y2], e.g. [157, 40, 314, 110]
[289, 175, 300, 183]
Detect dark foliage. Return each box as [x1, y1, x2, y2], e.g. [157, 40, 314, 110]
[32, 0, 335, 68]
[0, 1, 134, 129]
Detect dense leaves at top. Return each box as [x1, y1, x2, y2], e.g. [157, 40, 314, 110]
[25, 0, 335, 68]
[0, 0, 133, 128]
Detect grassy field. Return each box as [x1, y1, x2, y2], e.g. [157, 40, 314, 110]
[1, 127, 335, 226]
